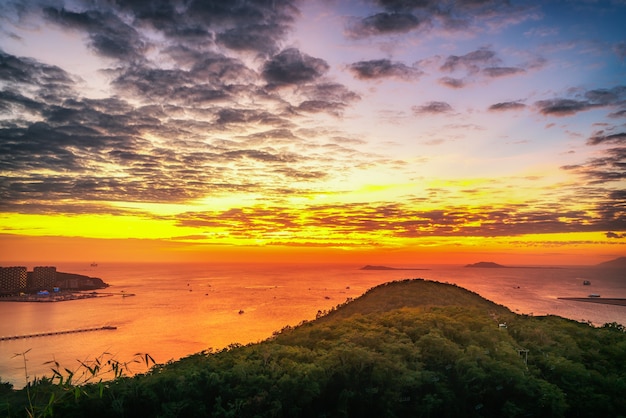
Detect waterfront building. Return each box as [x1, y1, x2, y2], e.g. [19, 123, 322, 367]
[31, 266, 57, 290]
[0, 266, 28, 293]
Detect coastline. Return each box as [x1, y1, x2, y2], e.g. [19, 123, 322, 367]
[0, 291, 112, 303]
[558, 297, 626, 307]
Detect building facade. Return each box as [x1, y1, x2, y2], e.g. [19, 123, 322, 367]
[31, 266, 57, 290]
[0, 266, 28, 293]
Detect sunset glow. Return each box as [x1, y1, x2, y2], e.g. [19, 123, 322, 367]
[1, 0, 624, 265]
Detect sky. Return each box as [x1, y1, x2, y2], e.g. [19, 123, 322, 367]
[0, 0, 625, 266]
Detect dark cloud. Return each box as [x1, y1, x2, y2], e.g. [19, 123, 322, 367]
[609, 109, 626, 118]
[348, 59, 422, 81]
[43, 7, 145, 61]
[297, 100, 347, 116]
[535, 99, 593, 116]
[482, 66, 525, 78]
[262, 48, 329, 86]
[587, 131, 626, 146]
[536, 86, 626, 116]
[413, 101, 453, 114]
[346, 12, 421, 38]
[614, 41, 626, 60]
[435, 47, 535, 87]
[584, 86, 626, 105]
[348, 0, 527, 39]
[216, 23, 287, 54]
[0, 89, 46, 116]
[489, 101, 526, 111]
[606, 231, 626, 239]
[438, 76, 466, 88]
[562, 146, 626, 185]
[110, 52, 257, 104]
[440, 47, 498, 74]
[294, 83, 361, 116]
[215, 108, 286, 126]
[0, 53, 374, 207]
[298, 83, 360, 103]
[0, 50, 76, 100]
[110, 0, 299, 53]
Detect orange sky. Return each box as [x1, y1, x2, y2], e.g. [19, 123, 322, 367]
[0, 1, 624, 266]
[0, 233, 622, 266]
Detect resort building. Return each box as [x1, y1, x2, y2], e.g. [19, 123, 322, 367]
[31, 266, 57, 290]
[0, 266, 28, 293]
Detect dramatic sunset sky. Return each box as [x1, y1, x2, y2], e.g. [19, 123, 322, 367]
[0, 0, 624, 265]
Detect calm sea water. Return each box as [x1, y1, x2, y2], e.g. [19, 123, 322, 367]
[1, 262, 625, 388]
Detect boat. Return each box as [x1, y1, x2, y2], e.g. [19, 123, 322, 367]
[588, 294, 600, 298]
[90, 262, 98, 267]
[583, 280, 591, 285]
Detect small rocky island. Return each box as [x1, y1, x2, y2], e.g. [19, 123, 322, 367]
[465, 261, 507, 268]
[360, 265, 429, 271]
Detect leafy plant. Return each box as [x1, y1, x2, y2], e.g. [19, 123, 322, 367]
[7, 350, 154, 417]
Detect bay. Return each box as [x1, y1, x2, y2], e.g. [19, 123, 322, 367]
[1, 262, 625, 388]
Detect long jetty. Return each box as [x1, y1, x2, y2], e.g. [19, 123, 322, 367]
[0, 326, 117, 341]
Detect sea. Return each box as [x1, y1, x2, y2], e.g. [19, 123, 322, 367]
[1, 262, 625, 388]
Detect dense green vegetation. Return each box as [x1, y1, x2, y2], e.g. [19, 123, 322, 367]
[2, 279, 626, 417]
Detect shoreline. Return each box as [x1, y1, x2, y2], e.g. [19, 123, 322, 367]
[558, 297, 626, 307]
[0, 292, 112, 303]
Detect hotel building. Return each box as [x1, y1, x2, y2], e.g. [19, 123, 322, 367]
[31, 266, 57, 290]
[0, 266, 28, 293]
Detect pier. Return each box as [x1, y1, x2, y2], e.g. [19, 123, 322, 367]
[0, 326, 117, 341]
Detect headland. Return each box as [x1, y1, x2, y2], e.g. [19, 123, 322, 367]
[0, 266, 109, 302]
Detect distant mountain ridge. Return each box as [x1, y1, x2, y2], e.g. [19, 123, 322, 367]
[465, 261, 562, 269]
[596, 256, 626, 269]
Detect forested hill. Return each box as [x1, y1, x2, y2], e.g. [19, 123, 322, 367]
[316, 278, 510, 320]
[3, 279, 626, 418]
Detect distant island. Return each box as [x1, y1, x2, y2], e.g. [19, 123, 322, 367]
[464, 257, 626, 269]
[465, 261, 507, 268]
[360, 265, 429, 271]
[465, 261, 562, 269]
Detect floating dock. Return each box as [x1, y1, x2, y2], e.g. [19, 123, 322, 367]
[0, 326, 117, 341]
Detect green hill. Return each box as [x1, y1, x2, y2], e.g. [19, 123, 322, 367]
[3, 279, 626, 418]
[316, 278, 510, 320]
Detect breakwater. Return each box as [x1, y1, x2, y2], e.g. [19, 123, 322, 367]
[0, 326, 117, 341]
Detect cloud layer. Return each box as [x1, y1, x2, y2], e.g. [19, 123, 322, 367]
[1, 0, 625, 248]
